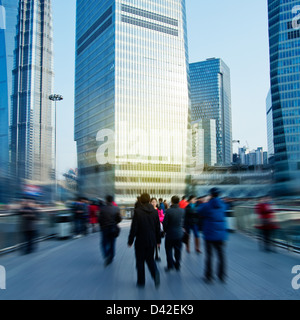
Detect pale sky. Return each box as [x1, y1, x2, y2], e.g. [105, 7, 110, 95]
[52, 0, 270, 177]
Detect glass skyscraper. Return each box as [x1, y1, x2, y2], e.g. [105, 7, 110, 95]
[10, 0, 55, 183]
[75, 0, 190, 204]
[0, 0, 18, 176]
[189, 58, 232, 166]
[268, 0, 300, 195]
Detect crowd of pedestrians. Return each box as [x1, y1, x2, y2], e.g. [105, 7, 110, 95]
[16, 189, 280, 289]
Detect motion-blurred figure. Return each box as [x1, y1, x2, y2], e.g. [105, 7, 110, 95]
[163, 196, 185, 272]
[179, 196, 188, 209]
[255, 196, 279, 252]
[128, 193, 161, 288]
[98, 195, 122, 267]
[150, 197, 164, 262]
[19, 197, 39, 254]
[184, 195, 201, 253]
[73, 198, 86, 238]
[89, 200, 99, 233]
[199, 188, 227, 283]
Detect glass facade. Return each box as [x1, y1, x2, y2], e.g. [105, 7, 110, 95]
[266, 89, 274, 158]
[10, 0, 54, 182]
[189, 58, 232, 166]
[75, 0, 190, 204]
[191, 119, 217, 168]
[268, 0, 300, 195]
[0, 0, 18, 177]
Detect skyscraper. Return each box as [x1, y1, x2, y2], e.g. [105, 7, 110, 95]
[267, 0, 300, 195]
[191, 119, 217, 169]
[0, 0, 18, 176]
[189, 58, 233, 166]
[10, 0, 55, 182]
[75, 0, 190, 203]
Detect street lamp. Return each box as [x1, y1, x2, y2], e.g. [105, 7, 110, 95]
[49, 94, 63, 202]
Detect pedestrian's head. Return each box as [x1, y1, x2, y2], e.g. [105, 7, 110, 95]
[106, 195, 114, 204]
[150, 197, 158, 209]
[182, 195, 187, 201]
[188, 195, 196, 204]
[210, 187, 220, 198]
[171, 195, 180, 205]
[140, 193, 151, 204]
[158, 198, 163, 203]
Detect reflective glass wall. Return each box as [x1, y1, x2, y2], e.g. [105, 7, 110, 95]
[189, 58, 233, 166]
[10, 0, 54, 182]
[75, 0, 190, 204]
[268, 0, 300, 195]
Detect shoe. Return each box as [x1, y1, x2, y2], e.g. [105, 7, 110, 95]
[203, 277, 213, 284]
[137, 283, 145, 289]
[164, 267, 173, 273]
[155, 257, 161, 262]
[175, 265, 181, 272]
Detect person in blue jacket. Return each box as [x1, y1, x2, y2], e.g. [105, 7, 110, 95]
[199, 187, 227, 283]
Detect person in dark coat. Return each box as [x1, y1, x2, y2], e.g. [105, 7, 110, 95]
[199, 188, 227, 283]
[98, 195, 122, 266]
[128, 193, 161, 288]
[19, 197, 39, 254]
[184, 195, 201, 253]
[163, 195, 185, 272]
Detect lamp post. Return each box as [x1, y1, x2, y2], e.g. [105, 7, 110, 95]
[49, 94, 63, 202]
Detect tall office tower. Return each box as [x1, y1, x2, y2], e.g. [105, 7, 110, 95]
[75, 0, 190, 203]
[266, 89, 274, 159]
[0, 0, 18, 175]
[268, 0, 300, 195]
[191, 119, 217, 169]
[10, 0, 55, 182]
[189, 58, 232, 166]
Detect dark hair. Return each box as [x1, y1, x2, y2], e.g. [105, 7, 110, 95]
[106, 195, 114, 203]
[158, 198, 163, 202]
[171, 195, 180, 204]
[140, 193, 151, 204]
[188, 195, 196, 202]
[210, 187, 220, 198]
[182, 196, 186, 200]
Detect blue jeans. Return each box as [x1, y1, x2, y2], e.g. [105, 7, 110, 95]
[101, 227, 116, 262]
[186, 224, 200, 238]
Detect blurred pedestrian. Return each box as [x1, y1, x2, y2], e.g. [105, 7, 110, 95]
[184, 195, 201, 253]
[128, 193, 161, 288]
[158, 198, 165, 213]
[179, 196, 188, 209]
[73, 197, 85, 238]
[19, 197, 39, 254]
[98, 195, 122, 267]
[89, 200, 99, 233]
[199, 188, 227, 283]
[163, 200, 169, 210]
[151, 197, 164, 261]
[255, 196, 279, 252]
[163, 196, 185, 272]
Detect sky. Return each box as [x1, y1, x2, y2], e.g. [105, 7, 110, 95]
[52, 0, 270, 178]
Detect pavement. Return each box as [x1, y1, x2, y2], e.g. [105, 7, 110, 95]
[0, 220, 299, 300]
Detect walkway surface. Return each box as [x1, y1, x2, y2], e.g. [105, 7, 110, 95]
[0, 221, 299, 300]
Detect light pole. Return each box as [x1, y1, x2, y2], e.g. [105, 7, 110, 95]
[49, 94, 63, 202]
